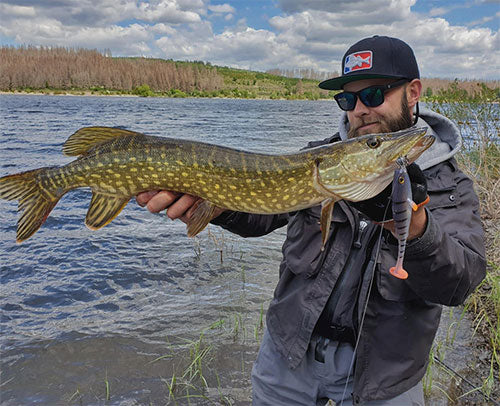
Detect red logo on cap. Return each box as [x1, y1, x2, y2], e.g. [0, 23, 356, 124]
[344, 51, 372, 74]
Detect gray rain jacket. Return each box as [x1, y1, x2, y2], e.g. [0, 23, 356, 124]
[211, 108, 486, 403]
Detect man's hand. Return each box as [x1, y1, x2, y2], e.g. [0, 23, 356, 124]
[378, 205, 427, 241]
[136, 191, 226, 224]
[350, 162, 429, 240]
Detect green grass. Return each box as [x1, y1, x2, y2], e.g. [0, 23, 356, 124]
[425, 84, 499, 402]
[148, 317, 248, 404]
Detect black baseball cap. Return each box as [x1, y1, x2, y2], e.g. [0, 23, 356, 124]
[319, 36, 420, 90]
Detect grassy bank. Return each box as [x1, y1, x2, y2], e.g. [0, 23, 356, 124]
[425, 84, 499, 402]
[2, 77, 332, 101]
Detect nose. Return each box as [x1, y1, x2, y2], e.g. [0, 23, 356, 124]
[351, 96, 370, 116]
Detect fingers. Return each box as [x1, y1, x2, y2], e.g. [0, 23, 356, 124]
[136, 190, 200, 219]
[377, 219, 395, 235]
[165, 194, 201, 220]
[136, 190, 159, 207]
[375, 205, 427, 241]
[181, 201, 226, 223]
[136, 190, 226, 225]
[146, 191, 182, 214]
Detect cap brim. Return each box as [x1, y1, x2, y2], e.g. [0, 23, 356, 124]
[319, 74, 399, 90]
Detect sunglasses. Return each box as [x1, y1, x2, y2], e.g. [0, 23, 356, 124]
[334, 79, 408, 111]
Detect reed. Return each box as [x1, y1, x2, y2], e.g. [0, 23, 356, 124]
[425, 84, 499, 402]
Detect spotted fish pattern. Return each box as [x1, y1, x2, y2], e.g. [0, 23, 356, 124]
[0, 126, 433, 243]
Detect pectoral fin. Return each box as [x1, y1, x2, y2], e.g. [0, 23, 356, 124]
[85, 192, 130, 230]
[320, 199, 335, 251]
[313, 159, 340, 198]
[186, 200, 218, 237]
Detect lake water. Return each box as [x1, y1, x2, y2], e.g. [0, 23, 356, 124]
[0, 95, 341, 405]
[0, 95, 491, 406]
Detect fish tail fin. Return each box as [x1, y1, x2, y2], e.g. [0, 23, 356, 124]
[0, 168, 63, 243]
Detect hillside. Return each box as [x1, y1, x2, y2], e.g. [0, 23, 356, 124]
[1, 46, 498, 100]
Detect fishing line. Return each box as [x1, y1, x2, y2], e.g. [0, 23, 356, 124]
[339, 201, 391, 406]
[338, 197, 497, 406]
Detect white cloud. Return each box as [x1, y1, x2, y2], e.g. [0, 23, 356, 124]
[208, 3, 236, 13]
[138, 0, 203, 23]
[151, 23, 178, 35]
[0, 0, 498, 79]
[278, 0, 415, 19]
[0, 4, 36, 17]
[0, 16, 152, 55]
[265, 3, 500, 79]
[428, 7, 448, 17]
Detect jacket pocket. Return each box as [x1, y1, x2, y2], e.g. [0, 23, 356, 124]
[426, 163, 459, 210]
[427, 183, 459, 211]
[376, 246, 418, 302]
[282, 207, 324, 277]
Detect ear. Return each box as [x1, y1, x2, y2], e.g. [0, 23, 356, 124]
[406, 79, 422, 109]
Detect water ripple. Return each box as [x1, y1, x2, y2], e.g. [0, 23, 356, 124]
[0, 94, 338, 403]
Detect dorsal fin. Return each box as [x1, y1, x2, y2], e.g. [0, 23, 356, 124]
[62, 126, 145, 156]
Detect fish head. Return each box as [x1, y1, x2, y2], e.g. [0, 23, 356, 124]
[317, 126, 434, 202]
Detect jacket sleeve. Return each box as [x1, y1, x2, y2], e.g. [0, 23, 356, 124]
[389, 159, 486, 305]
[210, 211, 289, 237]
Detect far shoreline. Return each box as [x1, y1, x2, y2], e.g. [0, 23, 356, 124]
[0, 90, 139, 98]
[0, 90, 337, 101]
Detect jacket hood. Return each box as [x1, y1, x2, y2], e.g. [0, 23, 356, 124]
[337, 106, 462, 170]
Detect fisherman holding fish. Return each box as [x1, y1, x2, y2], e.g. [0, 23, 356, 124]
[136, 36, 487, 405]
[0, 36, 485, 405]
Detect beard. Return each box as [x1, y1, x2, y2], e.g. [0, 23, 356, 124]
[347, 93, 414, 139]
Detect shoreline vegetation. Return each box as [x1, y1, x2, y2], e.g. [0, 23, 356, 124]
[426, 89, 499, 403]
[1, 46, 499, 101]
[1, 45, 499, 403]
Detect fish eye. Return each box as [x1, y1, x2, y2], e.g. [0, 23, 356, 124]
[366, 137, 381, 149]
[398, 176, 405, 184]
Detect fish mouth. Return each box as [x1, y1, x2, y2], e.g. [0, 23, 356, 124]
[314, 127, 433, 202]
[385, 127, 433, 163]
[403, 132, 435, 163]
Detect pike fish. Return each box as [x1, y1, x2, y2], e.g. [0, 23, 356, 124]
[0, 126, 434, 245]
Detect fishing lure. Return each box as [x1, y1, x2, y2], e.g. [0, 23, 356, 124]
[389, 157, 418, 279]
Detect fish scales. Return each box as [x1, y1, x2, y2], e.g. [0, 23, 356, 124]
[0, 126, 434, 243]
[67, 135, 324, 213]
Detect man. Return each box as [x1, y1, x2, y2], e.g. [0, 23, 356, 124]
[137, 36, 486, 405]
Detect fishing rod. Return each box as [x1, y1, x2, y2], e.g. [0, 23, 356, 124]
[432, 356, 499, 406]
[338, 212, 498, 405]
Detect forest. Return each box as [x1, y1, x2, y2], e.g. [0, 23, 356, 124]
[0, 46, 223, 94]
[1, 46, 498, 101]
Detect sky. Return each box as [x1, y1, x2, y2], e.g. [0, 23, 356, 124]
[0, 0, 499, 80]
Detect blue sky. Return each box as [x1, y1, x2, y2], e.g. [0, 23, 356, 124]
[0, 0, 498, 79]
